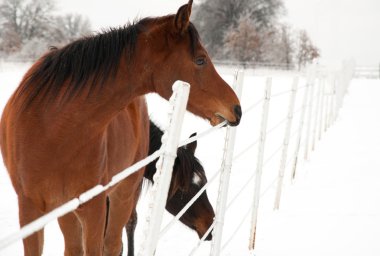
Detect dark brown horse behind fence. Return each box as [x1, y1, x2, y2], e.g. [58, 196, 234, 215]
[121, 120, 214, 256]
[0, 1, 241, 255]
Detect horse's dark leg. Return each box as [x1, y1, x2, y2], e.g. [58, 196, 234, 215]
[104, 171, 143, 256]
[105, 197, 110, 236]
[75, 192, 107, 256]
[125, 208, 138, 256]
[18, 195, 44, 256]
[106, 197, 125, 256]
[58, 212, 83, 256]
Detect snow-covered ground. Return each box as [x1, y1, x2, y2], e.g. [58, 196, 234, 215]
[253, 77, 380, 256]
[0, 62, 379, 256]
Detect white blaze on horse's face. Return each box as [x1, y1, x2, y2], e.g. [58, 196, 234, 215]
[192, 173, 202, 186]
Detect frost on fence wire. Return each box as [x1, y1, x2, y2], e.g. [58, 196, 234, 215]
[274, 77, 299, 210]
[249, 78, 272, 250]
[210, 70, 244, 256]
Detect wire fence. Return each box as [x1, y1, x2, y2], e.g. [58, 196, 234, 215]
[0, 61, 356, 255]
[354, 66, 379, 79]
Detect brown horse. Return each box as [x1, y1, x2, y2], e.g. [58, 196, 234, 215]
[121, 120, 214, 256]
[0, 1, 241, 255]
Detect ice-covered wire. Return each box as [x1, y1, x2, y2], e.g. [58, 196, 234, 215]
[188, 221, 216, 256]
[0, 148, 164, 250]
[293, 106, 304, 116]
[226, 171, 256, 210]
[232, 137, 260, 162]
[266, 115, 288, 136]
[298, 84, 310, 91]
[242, 98, 264, 114]
[260, 176, 280, 199]
[271, 89, 293, 99]
[221, 205, 253, 252]
[265, 106, 303, 140]
[290, 127, 301, 140]
[262, 142, 283, 167]
[159, 169, 221, 237]
[178, 120, 227, 147]
[158, 122, 230, 237]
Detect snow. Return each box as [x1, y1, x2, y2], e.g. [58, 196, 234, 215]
[254, 78, 380, 256]
[0, 62, 379, 256]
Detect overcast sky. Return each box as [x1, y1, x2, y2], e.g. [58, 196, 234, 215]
[57, 0, 380, 66]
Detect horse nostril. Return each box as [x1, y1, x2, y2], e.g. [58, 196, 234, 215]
[234, 105, 242, 119]
[233, 105, 242, 124]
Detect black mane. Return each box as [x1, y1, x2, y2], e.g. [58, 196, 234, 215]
[17, 19, 148, 109]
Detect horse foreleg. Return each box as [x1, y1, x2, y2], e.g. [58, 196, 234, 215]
[125, 208, 138, 256]
[104, 171, 143, 256]
[75, 192, 107, 256]
[58, 212, 83, 256]
[18, 195, 44, 256]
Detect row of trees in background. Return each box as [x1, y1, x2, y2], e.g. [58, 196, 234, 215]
[0, 0, 91, 59]
[0, 0, 320, 70]
[193, 0, 320, 69]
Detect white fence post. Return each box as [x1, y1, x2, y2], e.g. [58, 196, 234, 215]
[138, 81, 190, 256]
[290, 77, 310, 180]
[318, 78, 326, 141]
[335, 72, 344, 122]
[328, 74, 336, 128]
[210, 70, 244, 256]
[248, 77, 272, 250]
[311, 77, 322, 151]
[274, 77, 298, 210]
[304, 70, 316, 160]
[324, 75, 331, 132]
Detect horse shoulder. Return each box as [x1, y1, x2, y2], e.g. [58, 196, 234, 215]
[106, 97, 149, 176]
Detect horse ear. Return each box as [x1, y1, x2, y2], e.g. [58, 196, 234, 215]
[174, 0, 193, 34]
[185, 132, 197, 154]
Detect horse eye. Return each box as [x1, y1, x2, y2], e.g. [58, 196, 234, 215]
[195, 57, 206, 66]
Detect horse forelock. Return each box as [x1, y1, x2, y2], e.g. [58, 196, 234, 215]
[173, 147, 206, 192]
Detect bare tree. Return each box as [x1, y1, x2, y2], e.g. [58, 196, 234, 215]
[0, 0, 91, 58]
[193, 0, 285, 59]
[296, 30, 320, 69]
[0, 0, 24, 52]
[223, 14, 261, 63]
[0, 26, 22, 53]
[0, 0, 54, 43]
[223, 20, 296, 68]
[280, 25, 294, 69]
[262, 24, 295, 69]
[49, 14, 92, 45]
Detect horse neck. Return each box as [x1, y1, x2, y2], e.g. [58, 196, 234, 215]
[21, 58, 153, 144]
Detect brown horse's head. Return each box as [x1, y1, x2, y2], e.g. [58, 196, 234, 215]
[165, 133, 214, 240]
[144, 0, 241, 126]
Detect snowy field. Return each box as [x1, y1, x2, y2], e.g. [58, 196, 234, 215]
[0, 62, 379, 256]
